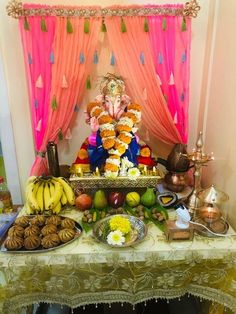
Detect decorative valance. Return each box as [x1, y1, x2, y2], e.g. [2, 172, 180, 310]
[7, 0, 200, 19]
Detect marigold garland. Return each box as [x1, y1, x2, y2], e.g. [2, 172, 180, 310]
[87, 100, 141, 177]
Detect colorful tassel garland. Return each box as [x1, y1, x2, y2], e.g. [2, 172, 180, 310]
[144, 18, 149, 32]
[65, 128, 72, 140]
[174, 112, 178, 124]
[84, 18, 90, 34]
[79, 52, 85, 64]
[66, 18, 73, 33]
[121, 18, 127, 33]
[110, 52, 115, 66]
[61, 75, 68, 88]
[169, 72, 175, 85]
[41, 18, 47, 32]
[28, 53, 33, 65]
[58, 128, 63, 141]
[180, 92, 185, 102]
[158, 52, 163, 64]
[24, 17, 30, 31]
[50, 52, 54, 64]
[34, 99, 39, 109]
[51, 96, 58, 110]
[156, 74, 162, 85]
[36, 75, 43, 88]
[162, 18, 167, 31]
[181, 17, 187, 31]
[140, 52, 145, 65]
[101, 19, 107, 32]
[36, 119, 42, 132]
[181, 51, 187, 63]
[93, 51, 99, 64]
[86, 76, 91, 90]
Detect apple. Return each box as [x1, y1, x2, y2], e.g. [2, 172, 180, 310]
[108, 191, 125, 208]
[75, 194, 92, 211]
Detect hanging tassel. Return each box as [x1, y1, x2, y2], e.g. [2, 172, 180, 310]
[101, 19, 107, 32]
[181, 17, 187, 31]
[140, 52, 145, 65]
[93, 51, 99, 64]
[24, 17, 30, 31]
[50, 51, 54, 64]
[173, 112, 178, 124]
[158, 52, 163, 64]
[36, 119, 42, 131]
[61, 75, 68, 88]
[66, 18, 73, 33]
[110, 52, 115, 66]
[143, 88, 147, 100]
[121, 18, 127, 33]
[181, 50, 187, 63]
[169, 72, 175, 85]
[162, 18, 167, 31]
[74, 104, 79, 112]
[86, 75, 91, 90]
[36, 75, 43, 88]
[156, 74, 162, 85]
[79, 52, 85, 64]
[58, 128, 63, 141]
[180, 92, 185, 102]
[144, 18, 149, 32]
[51, 96, 58, 110]
[65, 128, 72, 140]
[41, 18, 47, 32]
[34, 99, 39, 109]
[84, 18, 90, 34]
[28, 53, 33, 65]
[163, 94, 168, 102]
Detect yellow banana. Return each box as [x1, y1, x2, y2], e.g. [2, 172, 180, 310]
[36, 181, 45, 213]
[26, 176, 37, 186]
[52, 201, 61, 214]
[47, 180, 63, 210]
[60, 191, 68, 207]
[25, 202, 35, 215]
[53, 177, 75, 205]
[49, 180, 55, 197]
[43, 182, 51, 210]
[26, 181, 40, 211]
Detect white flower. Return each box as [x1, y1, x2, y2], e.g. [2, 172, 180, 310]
[127, 167, 141, 180]
[104, 170, 119, 179]
[121, 157, 134, 169]
[107, 230, 125, 246]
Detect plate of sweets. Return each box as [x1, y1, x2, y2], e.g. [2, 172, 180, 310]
[0, 215, 82, 253]
[93, 214, 147, 247]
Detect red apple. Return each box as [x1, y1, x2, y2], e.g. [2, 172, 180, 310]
[75, 194, 92, 211]
[108, 191, 125, 208]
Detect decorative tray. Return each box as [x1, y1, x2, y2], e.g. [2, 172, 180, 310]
[0, 215, 82, 253]
[93, 214, 147, 247]
[194, 217, 229, 237]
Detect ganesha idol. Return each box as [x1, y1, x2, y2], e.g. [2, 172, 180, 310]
[73, 74, 156, 178]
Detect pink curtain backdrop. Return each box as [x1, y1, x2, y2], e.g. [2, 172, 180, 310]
[148, 8, 191, 143]
[105, 16, 183, 144]
[20, 7, 101, 175]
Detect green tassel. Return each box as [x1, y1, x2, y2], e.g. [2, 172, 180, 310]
[58, 128, 63, 141]
[121, 18, 127, 33]
[144, 18, 149, 32]
[51, 96, 58, 110]
[84, 18, 90, 34]
[24, 17, 30, 31]
[41, 18, 47, 32]
[66, 18, 73, 34]
[162, 18, 167, 31]
[86, 76, 91, 90]
[101, 20, 107, 32]
[181, 17, 187, 31]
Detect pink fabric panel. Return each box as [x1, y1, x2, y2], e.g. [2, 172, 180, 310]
[148, 12, 191, 143]
[106, 16, 182, 144]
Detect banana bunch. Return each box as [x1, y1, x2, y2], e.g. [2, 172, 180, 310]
[25, 176, 75, 215]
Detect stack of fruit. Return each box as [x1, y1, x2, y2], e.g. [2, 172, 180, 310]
[25, 176, 75, 215]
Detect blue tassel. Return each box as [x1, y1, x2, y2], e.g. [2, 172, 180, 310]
[181, 51, 187, 63]
[93, 51, 99, 64]
[50, 52, 54, 64]
[140, 52, 145, 65]
[28, 53, 32, 65]
[180, 92, 185, 102]
[110, 52, 115, 66]
[74, 104, 79, 112]
[34, 99, 39, 109]
[158, 52, 163, 64]
[79, 52, 85, 64]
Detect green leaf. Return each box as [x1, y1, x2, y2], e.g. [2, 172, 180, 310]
[121, 18, 127, 33]
[41, 18, 47, 32]
[181, 17, 187, 31]
[51, 96, 57, 110]
[24, 17, 30, 31]
[84, 18, 90, 34]
[144, 18, 149, 32]
[162, 17, 167, 31]
[86, 75, 91, 90]
[66, 18, 73, 34]
[81, 222, 93, 233]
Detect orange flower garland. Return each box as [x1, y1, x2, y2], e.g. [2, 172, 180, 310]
[87, 101, 141, 177]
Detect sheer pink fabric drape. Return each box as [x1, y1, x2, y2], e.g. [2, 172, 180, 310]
[105, 16, 182, 144]
[148, 12, 191, 143]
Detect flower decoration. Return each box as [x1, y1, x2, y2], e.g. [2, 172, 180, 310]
[107, 230, 125, 246]
[109, 215, 131, 234]
[127, 167, 141, 180]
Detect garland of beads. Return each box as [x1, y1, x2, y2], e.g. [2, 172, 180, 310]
[87, 102, 141, 177]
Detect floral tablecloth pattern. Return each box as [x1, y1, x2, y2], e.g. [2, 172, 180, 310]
[0, 210, 235, 314]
